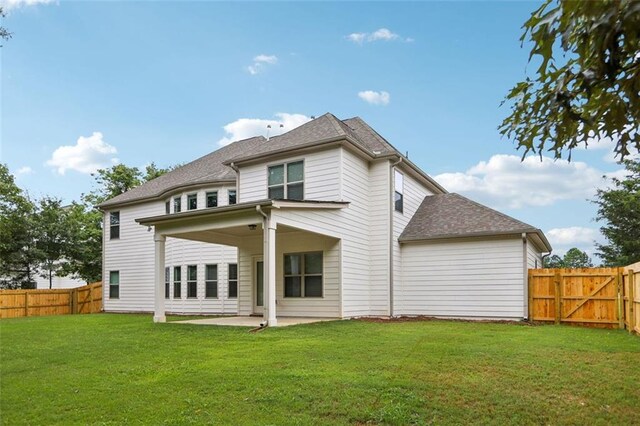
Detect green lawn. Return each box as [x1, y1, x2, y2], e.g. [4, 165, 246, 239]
[1, 315, 639, 425]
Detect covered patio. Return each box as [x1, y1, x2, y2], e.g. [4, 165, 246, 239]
[137, 199, 347, 327]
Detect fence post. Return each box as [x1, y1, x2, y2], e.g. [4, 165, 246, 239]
[554, 270, 562, 325]
[24, 292, 28, 317]
[616, 268, 624, 329]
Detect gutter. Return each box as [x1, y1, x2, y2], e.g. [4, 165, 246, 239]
[389, 157, 403, 317]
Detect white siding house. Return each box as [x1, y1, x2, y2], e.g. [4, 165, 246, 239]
[99, 113, 551, 324]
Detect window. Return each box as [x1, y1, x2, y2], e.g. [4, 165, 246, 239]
[165, 201, 170, 214]
[228, 263, 238, 299]
[109, 271, 120, 299]
[165, 267, 170, 299]
[284, 252, 322, 298]
[110, 212, 120, 240]
[394, 170, 404, 213]
[187, 194, 198, 210]
[206, 191, 218, 208]
[174, 197, 182, 213]
[228, 190, 237, 205]
[173, 266, 182, 298]
[268, 161, 303, 200]
[187, 265, 197, 298]
[205, 264, 218, 298]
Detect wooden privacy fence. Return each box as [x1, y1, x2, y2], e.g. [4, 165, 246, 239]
[0, 282, 102, 319]
[529, 265, 639, 333]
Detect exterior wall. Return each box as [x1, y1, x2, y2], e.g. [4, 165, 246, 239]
[396, 238, 526, 319]
[527, 239, 543, 269]
[237, 231, 341, 318]
[103, 184, 240, 314]
[392, 168, 434, 314]
[35, 274, 86, 290]
[238, 148, 341, 203]
[368, 160, 391, 315]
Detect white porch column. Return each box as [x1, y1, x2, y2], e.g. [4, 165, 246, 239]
[263, 216, 277, 327]
[153, 233, 166, 323]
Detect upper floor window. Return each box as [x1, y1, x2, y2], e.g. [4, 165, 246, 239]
[165, 201, 170, 214]
[284, 252, 322, 298]
[206, 191, 218, 208]
[268, 161, 303, 200]
[110, 212, 120, 240]
[187, 194, 198, 210]
[228, 190, 237, 205]
[394, 170, 404, 213]
[174, 197, 182, 213]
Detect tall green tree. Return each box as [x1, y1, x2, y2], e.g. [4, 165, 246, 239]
[61, 201, 102, 283]
[34, 197, 74, 289]
[500, 0, 640, 160]
[0, 164, 38, 289]
[594, 158, 640, 266]
[543, 248, 594, 268]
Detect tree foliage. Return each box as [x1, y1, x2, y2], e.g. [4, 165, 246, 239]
[500, 0, 640, 161]
[34, 197, 73, 289]
[0, 7, 11, 46]
[543, 247, 594, 268]
[594, 158, 640, 266]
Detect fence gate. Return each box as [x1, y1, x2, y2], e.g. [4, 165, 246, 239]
[529, 268, 622, 328]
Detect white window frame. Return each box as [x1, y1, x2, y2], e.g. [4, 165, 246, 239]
[283, 251, 323, 298]
[187, 193, 198, 211]
[205, 264, 218, 299]
[267, 160, 304, 200]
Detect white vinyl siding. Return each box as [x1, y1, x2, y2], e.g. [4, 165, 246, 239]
[396, 238, 526, 319]
[238, 149, 341, 203]
[527, 240, 543, 270]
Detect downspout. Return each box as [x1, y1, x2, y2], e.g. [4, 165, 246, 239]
[389, 156, 403, 317]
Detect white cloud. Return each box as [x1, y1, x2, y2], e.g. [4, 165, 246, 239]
[46, 132, 119, 175]
[547, 227, 599, 246]
[434, 154, 622, 209]
[217, 113, 311, 146]
[246, 54, 278, 75]
[346, 28, 411, 44]
[1, 0, 55, 11]
[358, 90, 390, 106]
[16, 166, 34, 175]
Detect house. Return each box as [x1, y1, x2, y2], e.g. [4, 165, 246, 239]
[98, 113, 551, 325]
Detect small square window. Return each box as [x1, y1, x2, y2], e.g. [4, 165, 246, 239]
[206, 191, 218, 208]
[174, 197, 182, 213]
[228, 190, 237, 205]
[187, 194, 197, 210]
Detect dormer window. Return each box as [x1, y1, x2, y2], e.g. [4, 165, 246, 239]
[268, 161, 304, 200]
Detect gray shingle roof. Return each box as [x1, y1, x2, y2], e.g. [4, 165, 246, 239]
[98, 112, 437, 208]
[399, 193, 550, 249]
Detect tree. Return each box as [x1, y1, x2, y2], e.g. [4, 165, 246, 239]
[0, 7, 12, 46]
[500, 0, 640, 161]
[90, 164, 143, 203]
[34, 197, 73, 289]
[61, 201, 103, 283]
[543, 248, 593, 268]
[594, 158, 640, 266]
[0, 164, 38, 289]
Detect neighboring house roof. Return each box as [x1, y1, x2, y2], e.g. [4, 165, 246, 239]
[99, 113, 444, 208]
[399, 193, 552, 251]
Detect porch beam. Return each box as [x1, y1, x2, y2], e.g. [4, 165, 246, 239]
[263, 216, 277, 327]
[153, 233, 166, 323]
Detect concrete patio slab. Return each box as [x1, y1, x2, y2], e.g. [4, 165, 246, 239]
[173, 316, 338, 327]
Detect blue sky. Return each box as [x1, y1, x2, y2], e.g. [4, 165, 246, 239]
[1, 1, 631, 261]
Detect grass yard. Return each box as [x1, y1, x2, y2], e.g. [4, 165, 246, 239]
[1, 315, 639, 425]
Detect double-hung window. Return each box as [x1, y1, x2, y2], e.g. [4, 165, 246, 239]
[268, 161, 303, 200]
[173, 266, 182, 299]
[284, 252, 322, 298]
[205, 264, 217, 298]
[187, 265, 197, 298]
[206, 191, 218, 208]
[187, 194, 198, 210]
[109, 271, 120, 299]
[394, 170, 404, 213]
[110, 212, 120, 239]
[228, 264, 238, 299]
[165, 267, 170, 299]
[174, 197, 182, 213]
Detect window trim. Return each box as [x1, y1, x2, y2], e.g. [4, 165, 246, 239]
[206, 191, 218, 208]
[394, 169, 404, 213]
[283, 251, 323, 298]
[267, 160, 304, 200]
[205, 264, 218, 299]
[109, 270, 120, 299]
[228, 263, 238, 299]
[187, 193, 198, 211]
[109, 211, 120, 240]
